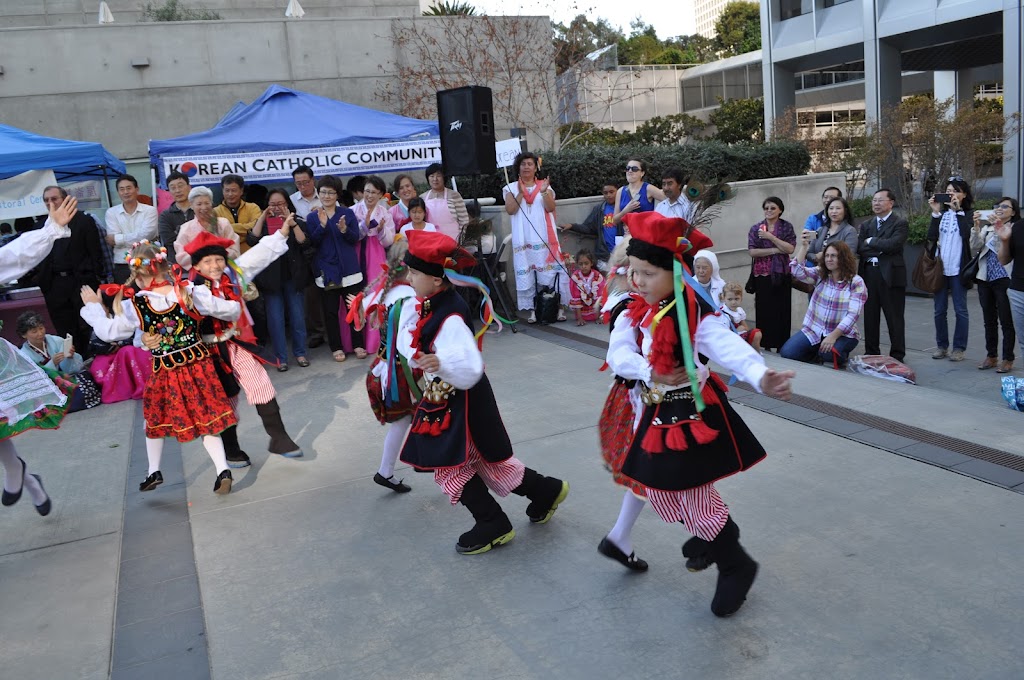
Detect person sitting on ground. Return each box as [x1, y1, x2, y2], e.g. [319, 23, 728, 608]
[720, 282, 762, 352]
[783, 240, 866, 368]
[17, 310, 101, 411]
[692, 249, 725, 307]
[568, 248, 604, 326]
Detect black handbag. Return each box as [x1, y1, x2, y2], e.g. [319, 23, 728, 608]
[744, 262, 756, 295]
[533, 271, 561, 324]
[960, 252, 981, 288]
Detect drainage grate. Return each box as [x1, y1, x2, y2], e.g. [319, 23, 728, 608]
[727, 379, 1024, 472]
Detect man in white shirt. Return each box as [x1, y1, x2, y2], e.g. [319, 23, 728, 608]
[653, 167, 695, 221]
[289, 165, 321, 219]
[105, 174, 158, 282]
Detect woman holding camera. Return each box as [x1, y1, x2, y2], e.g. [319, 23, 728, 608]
[926, 179, 973, 361]
[248, 189, 313, 371]
[974, 197, 1019, 373]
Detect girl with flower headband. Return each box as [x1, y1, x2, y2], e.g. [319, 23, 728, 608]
[0, 195, 79, 518]
[79, 239, 250, 495]
[347, 236, 420, 494]
[603, 211, 795, 617]
[395, 230, 568, 555]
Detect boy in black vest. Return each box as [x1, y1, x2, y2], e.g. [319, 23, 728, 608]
[397, 231, 569, 554]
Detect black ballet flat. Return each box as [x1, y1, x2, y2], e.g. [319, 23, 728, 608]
[139, 471, 163, 492]
[598, 537, 649, 572]
[214, 469, 233, 495]
[31, 474, 51, 517]
[373, 473, 411, 493]
[1, 456, 27, 506]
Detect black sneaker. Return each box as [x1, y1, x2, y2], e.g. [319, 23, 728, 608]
[214, 469, 233, 495]
[526, 479, 570, 524]
[456, 517, 515, 555]
[226, 451, 251, 469]
[139, 471, 163, 492]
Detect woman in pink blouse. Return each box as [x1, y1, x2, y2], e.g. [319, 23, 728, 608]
[350, 175, 395, 356]
[174, 186, 240, 270]
[389, 174, 418, 232]
[782, 240, 867, 368]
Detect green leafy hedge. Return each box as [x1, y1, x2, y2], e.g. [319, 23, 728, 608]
[454, 141, 811, 200]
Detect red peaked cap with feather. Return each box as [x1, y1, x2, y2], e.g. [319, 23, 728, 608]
[183, 230, 234, 265]
[622, 212, 713, 266]
[403, 230, 477, 278]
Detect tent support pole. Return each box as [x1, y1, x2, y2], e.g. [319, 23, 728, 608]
[100, 165, 113, 207]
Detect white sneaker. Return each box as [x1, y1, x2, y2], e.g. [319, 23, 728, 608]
[528, 311, 537, 324]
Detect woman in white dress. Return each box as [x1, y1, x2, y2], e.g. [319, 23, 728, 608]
[502, 152, 570, 323]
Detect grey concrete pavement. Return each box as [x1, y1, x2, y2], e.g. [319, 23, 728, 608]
[2, 324, 1022, 679]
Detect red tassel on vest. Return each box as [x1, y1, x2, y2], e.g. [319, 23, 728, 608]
[665, 425, 689, 452]
[690, 419, 719, 444]
[642, 426, 665, 453]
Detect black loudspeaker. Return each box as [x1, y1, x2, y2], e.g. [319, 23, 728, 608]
[436, 86, 497, 176]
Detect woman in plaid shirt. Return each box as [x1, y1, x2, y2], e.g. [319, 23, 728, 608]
[781, 240, 867, 368]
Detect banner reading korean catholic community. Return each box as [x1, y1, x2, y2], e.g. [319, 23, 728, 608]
[160, 138, 443, 186]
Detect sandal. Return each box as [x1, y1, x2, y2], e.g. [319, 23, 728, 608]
[296, 357, 310, 368]
[354, 347, 368, 359]
[333, 350, 347, 362]
[527, 311, 537, 324]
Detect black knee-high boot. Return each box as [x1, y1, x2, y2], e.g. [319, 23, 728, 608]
[456, 475, 514, 555]
[510, 467, 569, 524]
[221, 425, 251, 468]
[706, 517, 758, 617]
[254, 398, 302, 457]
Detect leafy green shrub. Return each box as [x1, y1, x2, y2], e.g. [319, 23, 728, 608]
[907, 214, 930, 245]
[456, 140, 811, 200]
[849, 197, 873, 217]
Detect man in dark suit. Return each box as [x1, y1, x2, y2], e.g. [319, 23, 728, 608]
[858, 188, 908, 361]
[33, 185, 106, 354]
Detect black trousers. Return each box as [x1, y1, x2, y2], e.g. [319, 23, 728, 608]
[978, 277, 1016, 361]
[752, 274, 791, 351]
[43, 277, 92, 357]
[320, 284, 364, 353]
[862, 265, 906, 361]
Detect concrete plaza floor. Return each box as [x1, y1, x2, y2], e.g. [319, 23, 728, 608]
[1, 317, 1022, 679]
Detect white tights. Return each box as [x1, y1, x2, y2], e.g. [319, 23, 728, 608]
[144, 433, 229, 476]
[605, 490, 647, 556]
[378, 416, 411, 479]
[0, 439, 49, 505]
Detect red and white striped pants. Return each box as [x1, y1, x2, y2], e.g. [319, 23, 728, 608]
[646, 483, 729, 541]
[225, 343, 277, 407]
[434, 443, 526, 504]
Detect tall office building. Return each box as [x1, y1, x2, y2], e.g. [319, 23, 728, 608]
[695, 0, 730, 38]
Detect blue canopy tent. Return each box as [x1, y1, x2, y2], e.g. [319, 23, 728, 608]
[0, 124, 126, 201]
[148, 85, 440, 187]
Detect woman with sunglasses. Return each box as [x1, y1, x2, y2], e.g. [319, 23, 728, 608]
[747, 196, 797, 352]
[611, 160, 666, 227]
[981, 197, 1022, 373]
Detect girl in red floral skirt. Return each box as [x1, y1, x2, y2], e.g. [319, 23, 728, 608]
[80, 242, 244, 495]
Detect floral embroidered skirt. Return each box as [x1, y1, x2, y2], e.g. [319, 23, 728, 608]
[143, 356, 237, 442]
[0, 372, 76, 443]
[598, 379, 646, 497]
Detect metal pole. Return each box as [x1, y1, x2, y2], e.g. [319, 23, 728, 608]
[100, 165, 113, 207]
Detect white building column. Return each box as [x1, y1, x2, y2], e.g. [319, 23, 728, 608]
[1004, 2, 1023, 199]
[933, 70, 974, 115]
[760, 0, 796, 139]
[863, 39, 902, 125]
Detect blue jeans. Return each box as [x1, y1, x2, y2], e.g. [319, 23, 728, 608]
[781, 331, 859, 367]
[264, 279, 307, 363]
[933, 274, 969, 351]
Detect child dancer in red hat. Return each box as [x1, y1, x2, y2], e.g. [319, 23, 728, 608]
[182, 226, 304, 467]
[603, 211, 794, 617]
[396, 230, 569, 554]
